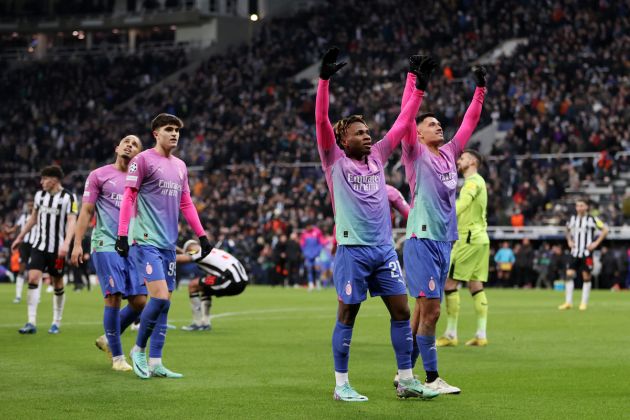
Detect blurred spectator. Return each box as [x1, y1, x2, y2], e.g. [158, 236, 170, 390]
[494, 241, 515, 286]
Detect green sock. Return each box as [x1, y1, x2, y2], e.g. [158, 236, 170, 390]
[444, 289, 460, 337]
[472, 290, 488, 338]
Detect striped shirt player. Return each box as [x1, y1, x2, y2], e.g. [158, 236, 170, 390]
[316, 48, 432, 402]
[567, 214, 606, 259]
[559, 199, 609, 311]
[30, 188, 77, 255]
[15, 207, 38, 265]
[13, 205, 37, 303]
[11, 165, 78, 334]
[179, 243, 248, 331]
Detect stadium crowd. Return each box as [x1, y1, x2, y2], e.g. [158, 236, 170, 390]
[0, 0, 628, 285]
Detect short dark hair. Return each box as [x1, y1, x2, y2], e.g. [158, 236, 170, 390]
[576, 197, 590, 207]
[463, 148, 483, 167]
[40, 165, 64, 179]
[416, 112, 436, 124]
[333, 115, 367, 149]
[151, 113, 184, 131]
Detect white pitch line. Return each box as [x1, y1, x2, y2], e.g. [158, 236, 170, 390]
[0, 307, 330, 329]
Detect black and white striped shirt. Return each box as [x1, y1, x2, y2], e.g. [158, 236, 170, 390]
[31, 188, 78, 253]
[197, 248, 248, 290]
[566, 214, 605, 258]
[16, 212, 36, 245]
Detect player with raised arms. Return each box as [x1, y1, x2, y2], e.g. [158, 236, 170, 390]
[70, 135, 145, 371]
[116, 113, 211, 379]
[400, 56, 487, 394]
[316, 47, 437, 402]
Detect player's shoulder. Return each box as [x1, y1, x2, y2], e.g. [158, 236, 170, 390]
[60, 187, 77, 199]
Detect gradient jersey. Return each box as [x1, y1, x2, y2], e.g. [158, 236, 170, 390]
[83, 164, 127, 252]
[455, 173, 489, 244]
[300, 227, 324, 259]
[125, 149, 189, 250]
[315, 79, 423, 246]
[400, 73, 486, 242]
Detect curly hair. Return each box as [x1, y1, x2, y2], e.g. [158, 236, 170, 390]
[333, 115, 367, 149]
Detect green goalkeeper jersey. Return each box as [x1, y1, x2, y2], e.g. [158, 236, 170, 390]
[456, 173, 489, 245]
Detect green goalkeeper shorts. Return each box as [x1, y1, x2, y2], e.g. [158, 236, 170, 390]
[449, 240, 490, 282]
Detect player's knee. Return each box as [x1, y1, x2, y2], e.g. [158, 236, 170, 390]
[422, 306, 441, 325]
[104, 294, 122, 307]
[391, 306, 410, 321]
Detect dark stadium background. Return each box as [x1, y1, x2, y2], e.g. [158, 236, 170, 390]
[0, 0, 628, 289]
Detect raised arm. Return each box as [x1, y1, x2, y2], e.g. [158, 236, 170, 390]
[316, 48, 346, 168]
[376, 88, 425, 162]
[450, 66, 487, 153]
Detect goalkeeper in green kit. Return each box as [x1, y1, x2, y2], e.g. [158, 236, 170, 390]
[437, 149, 489, 347]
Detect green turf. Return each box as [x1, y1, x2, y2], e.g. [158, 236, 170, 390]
[1, 284, 628, 419]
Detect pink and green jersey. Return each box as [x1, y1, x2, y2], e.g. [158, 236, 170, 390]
[315, 79, 423, 246]
[82, 164, 126, 252]
[124, 148, 190, 250]
[400, 73, 486, 242]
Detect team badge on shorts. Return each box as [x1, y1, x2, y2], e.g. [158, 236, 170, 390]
[146, 262, 153, 275]
[109, 276, 114, 287]
[428, 277, 436, 292]
[345, 282, 352, 296]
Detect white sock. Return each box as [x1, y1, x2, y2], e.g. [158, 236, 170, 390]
[52, 289, 66, 326]
[445, 330, 457, 339]
[201, 298, 212, 325]
[398, 368, 413, 381]
[476, 330, 487, 339]
[16, 275, 24, 298]
[27, 286, 39, 324]
[149, 357, 162, 368]
[131, 344, 145, 353]
[112, 355, 125, 363]
[581, 282, 592, 305]
[190, 295, 202, 325]
[565, 280, 574, 304]
[335, 371, 349, 387]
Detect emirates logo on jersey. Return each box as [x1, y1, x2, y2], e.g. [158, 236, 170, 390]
[129, 162, 138, 173]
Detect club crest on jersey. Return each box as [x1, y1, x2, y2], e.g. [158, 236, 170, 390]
[146, 262, 153, 275]
[345, 281, 352, 296]
[428, 277, 436, 291]
[129, 162, 138, 173]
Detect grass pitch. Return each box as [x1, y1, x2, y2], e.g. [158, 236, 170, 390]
[1, 284, 628, 419]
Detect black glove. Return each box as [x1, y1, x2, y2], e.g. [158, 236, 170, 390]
[115, 236, 129, 258]
[319, 47, 347, 80]
[471, 65, 487, 87]
[191, 236, 212, 262]
[409, 55, 438, 90]
[408, 54, 427, 76]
